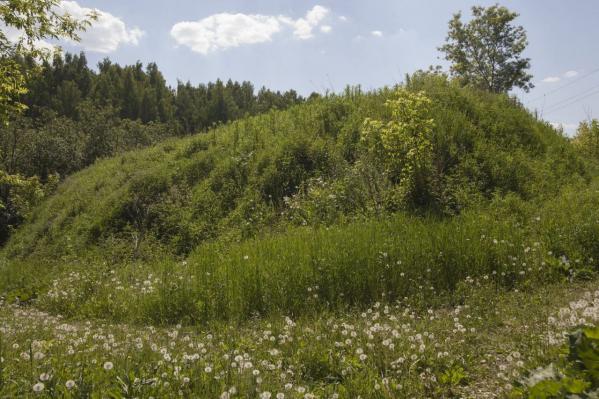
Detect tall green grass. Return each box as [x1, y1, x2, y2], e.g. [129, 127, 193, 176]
[5, 179, 594, 325]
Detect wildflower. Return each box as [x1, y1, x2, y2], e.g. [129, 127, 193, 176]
[32, 382, 44, 393]
[65, 380, 76, 389]
[277, 394, 285, 399]
[103, 361, 114, 371]
[39, 373, 51, 382]
[260, 392, 272, 399]
[205, 366, 213, 373]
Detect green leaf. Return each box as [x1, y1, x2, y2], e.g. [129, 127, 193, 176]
[528, 380, 563, 399]
[584, 327, 599, 341]
[561, 377, 590, 394]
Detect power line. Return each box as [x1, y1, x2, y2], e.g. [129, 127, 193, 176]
[526, 67, 599, 105]
[542, 81, 599, 113]
[543, 87, 599, 115]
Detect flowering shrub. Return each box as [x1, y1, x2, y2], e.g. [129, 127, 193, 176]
[361, 89, 435, 209]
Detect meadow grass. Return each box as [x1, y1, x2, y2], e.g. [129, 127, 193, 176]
[0, 275, 597, 398]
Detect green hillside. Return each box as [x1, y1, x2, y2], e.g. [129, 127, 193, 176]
[2, 73, 586, 264]
[2, 73, 597, 327]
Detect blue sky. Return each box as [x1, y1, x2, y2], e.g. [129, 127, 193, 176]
[54, 0, 599, 135]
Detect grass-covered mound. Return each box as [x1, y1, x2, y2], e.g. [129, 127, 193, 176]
[1, 73, 597, 325]
[2, 73, 586, 265]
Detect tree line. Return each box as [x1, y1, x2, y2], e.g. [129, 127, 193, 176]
[1, 52, 307, 179]
[22, 53, 305, 132]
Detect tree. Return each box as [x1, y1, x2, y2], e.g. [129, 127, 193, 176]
[573, 119, 599, 159]
[0, 0, 94, 124]
[439, 4, 533, 93]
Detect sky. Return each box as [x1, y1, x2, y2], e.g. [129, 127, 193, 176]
[35, 1, 599, 135]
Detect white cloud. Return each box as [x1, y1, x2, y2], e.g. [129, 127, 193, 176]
[339, 16, 348, 22]
[564, 70, 579, 78]
[542, 70, 579, 83]
[171, 13, 282, 54]
[286, 5, 330, 40]
[542, 76, 561, 83]
[171, 5, 331, 54]
[59, 1, 144, 53]
[371, 30, 383, 37]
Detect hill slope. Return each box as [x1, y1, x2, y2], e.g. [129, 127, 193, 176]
[2, 73, 586, 265]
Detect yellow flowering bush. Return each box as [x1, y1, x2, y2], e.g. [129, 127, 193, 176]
[361, 88, 436, 209]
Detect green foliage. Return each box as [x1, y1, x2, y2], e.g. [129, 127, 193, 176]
[1, 279, 593, 398]
[0, 0, 94, 124]
[4, 178, 599, 324]
[439, 4, 533, 93]
[1, 74, 587, 261]
[1, 73, 596, 325]
[512, 326, 599, 398]
[0, 59, 28, 123]
[0, 53, 308, 246]
[361, 88, 435, 209]
[0, 170, 56, 244]
[439, 366, 467, 387]
[22, 54, 304, 132]
[574, 119, 599, 160]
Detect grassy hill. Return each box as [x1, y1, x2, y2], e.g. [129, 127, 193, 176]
[1, 72, 599, 398]
[2, 73, 586, 262]
[1, 72, 597, 323]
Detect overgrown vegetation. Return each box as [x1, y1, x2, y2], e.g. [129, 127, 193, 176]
[0, 72, 597, 327]
[512, 325, 599, 398]
[2, 73, 587, 262]
[2, 2, 599, 397]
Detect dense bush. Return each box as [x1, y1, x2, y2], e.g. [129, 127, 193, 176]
[0, 171, 57, 245]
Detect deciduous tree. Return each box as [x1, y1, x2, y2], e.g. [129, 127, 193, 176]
[439, 4, 533, 93]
